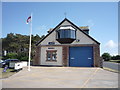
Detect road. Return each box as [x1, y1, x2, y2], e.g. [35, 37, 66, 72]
[103, 61, 119, 71]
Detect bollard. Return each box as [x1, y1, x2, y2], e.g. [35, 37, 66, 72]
[3, 65, 8, 72]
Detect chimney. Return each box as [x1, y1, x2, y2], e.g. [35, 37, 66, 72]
[79, 26, 89, 34]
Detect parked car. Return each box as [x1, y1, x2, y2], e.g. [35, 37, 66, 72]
[4, 59, 20, 67]
[0, 60, 6, 68]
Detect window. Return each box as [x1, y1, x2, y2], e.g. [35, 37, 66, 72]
[46, 50, 57, 61]
[71, 30, 75, 39]
[57, 29, 76, 39]
[47, 52, 51, 60]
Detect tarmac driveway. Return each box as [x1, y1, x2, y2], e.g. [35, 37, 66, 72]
[2, 67, 118, 88]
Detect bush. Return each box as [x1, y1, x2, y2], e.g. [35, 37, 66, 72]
[111, 56, 117, 60]
[20, 56, 28, 61]
[2, 52, 31, 61]
[115, 55, 120, 60]
[17, 52, 29, 61]
[3, 53, 18, 59]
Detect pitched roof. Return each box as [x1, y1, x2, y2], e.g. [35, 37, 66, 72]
[36, 18, 100, 46]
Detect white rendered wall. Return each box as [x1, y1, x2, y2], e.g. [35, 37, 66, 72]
[72, 29, 97, 44]
[40, 46, 62, 66]
[40, 31, 60, 45]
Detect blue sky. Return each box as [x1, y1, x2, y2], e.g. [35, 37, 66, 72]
[2, 2, 118, 55]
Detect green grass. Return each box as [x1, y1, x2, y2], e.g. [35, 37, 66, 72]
[110, 60, 120, 61]
[0, 68, 17, 79]
[109, 60, 120, 63]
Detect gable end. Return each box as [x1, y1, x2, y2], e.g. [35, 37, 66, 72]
[36, 18, 100, 46]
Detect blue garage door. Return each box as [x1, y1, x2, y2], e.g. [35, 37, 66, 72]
[69, 46, 93, 67]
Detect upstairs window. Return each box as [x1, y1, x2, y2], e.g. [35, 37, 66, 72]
[57, 26, 76, 39]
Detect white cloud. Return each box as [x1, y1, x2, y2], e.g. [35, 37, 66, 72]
[105, 40, 117, 48]
[111, 53, 118, 56]
[87, 19, 95, 29]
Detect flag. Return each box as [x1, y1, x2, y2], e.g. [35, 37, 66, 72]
[26, 16, 31, 24]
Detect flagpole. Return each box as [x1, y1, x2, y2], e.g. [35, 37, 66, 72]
[28, 13, 32, 71]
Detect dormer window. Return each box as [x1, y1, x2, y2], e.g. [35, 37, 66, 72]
[56, 25, 76, 44]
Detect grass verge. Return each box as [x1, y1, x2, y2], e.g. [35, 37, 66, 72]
[109, 60, 120, 63]
[0, 68, 17, 79]
[103, 67, 119, 73]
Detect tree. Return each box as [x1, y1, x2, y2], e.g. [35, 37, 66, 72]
[111, 55, 120, 60]
[102, 53, 111, 61]
[111, 56, 117, 60]
[2, 33, 42, 61]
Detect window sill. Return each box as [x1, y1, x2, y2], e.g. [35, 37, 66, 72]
[46, 60, 57, 62]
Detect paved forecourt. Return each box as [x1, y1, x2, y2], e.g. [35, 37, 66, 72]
[2, 66, 118, 88]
